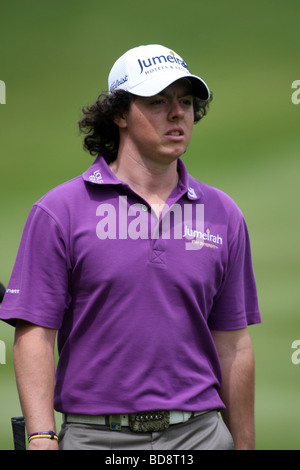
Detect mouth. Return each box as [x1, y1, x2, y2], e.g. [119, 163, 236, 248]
[165, 128, 184, 140]
[168, 131, 181, 136]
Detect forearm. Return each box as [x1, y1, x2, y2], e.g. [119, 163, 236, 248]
[212, 328, 256, 450]
[219, 346, 255, 449]
[13, 320, 58, 450]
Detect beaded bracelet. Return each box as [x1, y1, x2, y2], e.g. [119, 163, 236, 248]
[28, 431, 58, 444]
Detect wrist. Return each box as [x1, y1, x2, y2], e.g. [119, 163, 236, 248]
[28, 430, 58, 443]
[28, 438, 59, 450]
[27, 430, 59, 450]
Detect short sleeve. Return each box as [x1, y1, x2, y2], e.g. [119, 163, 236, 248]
[208, 215, 261, 330]
[0, 204, 71, 328]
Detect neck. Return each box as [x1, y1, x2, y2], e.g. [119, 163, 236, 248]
[109, 153, 179, 208]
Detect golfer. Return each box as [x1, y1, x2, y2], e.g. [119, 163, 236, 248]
[0, 44, 260, 450]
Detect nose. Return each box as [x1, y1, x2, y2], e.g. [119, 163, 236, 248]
[168, 99, 185, 121]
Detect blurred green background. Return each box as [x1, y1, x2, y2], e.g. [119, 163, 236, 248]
[0, 0, 299, 450]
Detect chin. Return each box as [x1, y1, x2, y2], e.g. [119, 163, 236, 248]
[167, 148, 187, 160]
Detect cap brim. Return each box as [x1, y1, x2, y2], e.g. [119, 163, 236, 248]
[127, 71, 210, 100]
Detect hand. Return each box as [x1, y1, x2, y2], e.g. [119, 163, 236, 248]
[28, 438, 59, 450]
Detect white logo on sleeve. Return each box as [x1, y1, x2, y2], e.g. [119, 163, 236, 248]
[6, 288, 20, 294]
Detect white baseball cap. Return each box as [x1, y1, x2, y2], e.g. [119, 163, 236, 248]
[108, 44, 210, 100]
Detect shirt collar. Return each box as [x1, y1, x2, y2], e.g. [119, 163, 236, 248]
[177, 158, 203, 201]
[82, 155, 203, 201]
[82, 155, 121, 186]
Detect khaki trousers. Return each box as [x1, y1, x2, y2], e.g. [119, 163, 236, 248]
[58, 410, 234, 450]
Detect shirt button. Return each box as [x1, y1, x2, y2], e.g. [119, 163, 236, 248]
[141, 204, 148, 212]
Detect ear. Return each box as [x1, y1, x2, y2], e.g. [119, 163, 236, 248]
[113, 113, 127, 129]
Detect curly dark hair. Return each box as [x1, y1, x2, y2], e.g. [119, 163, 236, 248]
[78, 89, 213, 164]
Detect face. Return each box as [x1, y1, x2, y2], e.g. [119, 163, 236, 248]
[115, 79, 195, 166]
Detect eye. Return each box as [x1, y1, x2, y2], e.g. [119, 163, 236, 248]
[150, 98, 166, 105]
[180, 97, 193, 106]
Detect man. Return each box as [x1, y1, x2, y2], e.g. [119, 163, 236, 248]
[0, 44, 260, 450]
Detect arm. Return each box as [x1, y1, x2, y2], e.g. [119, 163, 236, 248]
[211, 327, 256, 450]
[13, 320, 58, 450]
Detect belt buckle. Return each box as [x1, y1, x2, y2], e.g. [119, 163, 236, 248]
[129, 410, 170, 432]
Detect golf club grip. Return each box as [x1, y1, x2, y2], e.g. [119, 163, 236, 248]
[0, 282, 5, 303]
[11, 416, 26, 450]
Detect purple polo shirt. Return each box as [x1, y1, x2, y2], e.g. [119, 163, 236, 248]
[0, 156, 260, 415]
